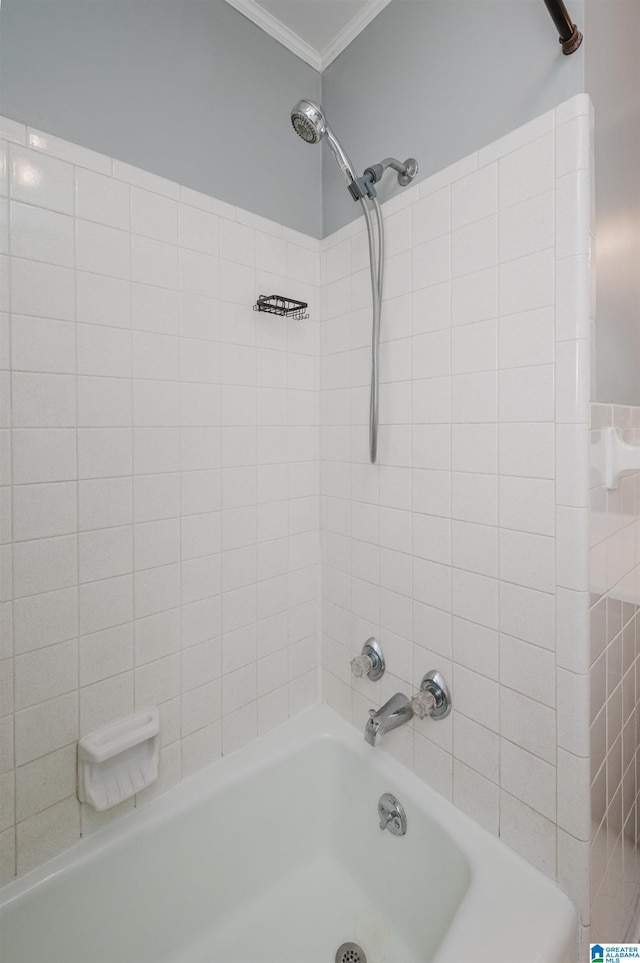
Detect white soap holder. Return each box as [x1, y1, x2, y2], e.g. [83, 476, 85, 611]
[78, 708, 160, 812]
[605, 427, 640, 489]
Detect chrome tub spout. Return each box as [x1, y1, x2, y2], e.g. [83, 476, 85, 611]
[364, 692, 413, 747]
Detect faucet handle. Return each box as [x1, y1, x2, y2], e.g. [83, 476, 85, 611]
[351, 637, 385, 681]
[410, 690, 436, 719]
[416, 670, 452, 720]
[351, 654, 374, 678]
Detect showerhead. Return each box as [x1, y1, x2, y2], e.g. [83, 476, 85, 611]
[290, 99, 327, 145]
[290, 99, 357, 185]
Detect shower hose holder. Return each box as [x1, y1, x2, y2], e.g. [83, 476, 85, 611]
[348, 157, 419, 202]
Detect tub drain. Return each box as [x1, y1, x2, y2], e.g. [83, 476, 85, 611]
[335, 942, 367, 963]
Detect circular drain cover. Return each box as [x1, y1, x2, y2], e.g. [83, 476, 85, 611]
[335, 941, 367, 963]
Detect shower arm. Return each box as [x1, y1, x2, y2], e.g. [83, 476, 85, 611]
[349, 156, 419, 202]
[366, 157, 419, 187]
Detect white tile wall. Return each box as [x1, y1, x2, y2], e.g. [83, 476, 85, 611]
[320, 93, 594, 946]
[0, 116, 319, 882]
[589, 403, 640, 943]
[2, 97, 623, 958]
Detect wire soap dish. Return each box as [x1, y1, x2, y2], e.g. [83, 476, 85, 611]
[253, 295, 309, 321]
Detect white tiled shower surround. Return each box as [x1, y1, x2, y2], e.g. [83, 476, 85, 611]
[0, 114, 321, 879]
[1, 94, 634, 953]
[321, 93, 597, 953]
[589, 403, 640, 941]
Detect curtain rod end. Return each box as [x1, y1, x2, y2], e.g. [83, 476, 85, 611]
[561, 24, 583, 54]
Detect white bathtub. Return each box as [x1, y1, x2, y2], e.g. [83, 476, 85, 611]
[0, 705, 576, 963]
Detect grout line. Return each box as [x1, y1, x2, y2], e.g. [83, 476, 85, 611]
[6, 136, 18, 880]
[71, 162, 81, 843]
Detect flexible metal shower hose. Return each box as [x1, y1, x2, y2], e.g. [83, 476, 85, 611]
[359, 195, 384, 464]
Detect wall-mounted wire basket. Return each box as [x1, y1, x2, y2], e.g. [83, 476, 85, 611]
[253, 295, 309, 321]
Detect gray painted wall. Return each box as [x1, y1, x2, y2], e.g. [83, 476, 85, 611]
[2, 0, 636, 403]
[321, 0, 585, 236]
[585, 0, 640, 406]
[0, 0, 322, 237]
[0, 0, 587, 242]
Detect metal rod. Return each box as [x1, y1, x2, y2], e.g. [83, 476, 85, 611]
[377, 157, 410, 176]
[542, 0, 583, 54]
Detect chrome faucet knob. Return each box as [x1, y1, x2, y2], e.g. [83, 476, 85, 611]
[417, 670, 452, 720]
[351, 654, 374, 678]
[410, 690, 436, 720]
[351, 638, 385, 681]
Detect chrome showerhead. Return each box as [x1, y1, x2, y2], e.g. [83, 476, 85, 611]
[290, 99, 357, 185]
[290, 99, 327, 145]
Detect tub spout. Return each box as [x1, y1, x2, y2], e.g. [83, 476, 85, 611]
[364, 692, 413, 747]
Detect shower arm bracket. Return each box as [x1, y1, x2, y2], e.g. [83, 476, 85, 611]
[348, 156, 418, 202]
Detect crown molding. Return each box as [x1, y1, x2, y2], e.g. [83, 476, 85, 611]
[224, 0, 323, 70]
[224, 0, 392, 72]
[319, 0, 392, 69]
